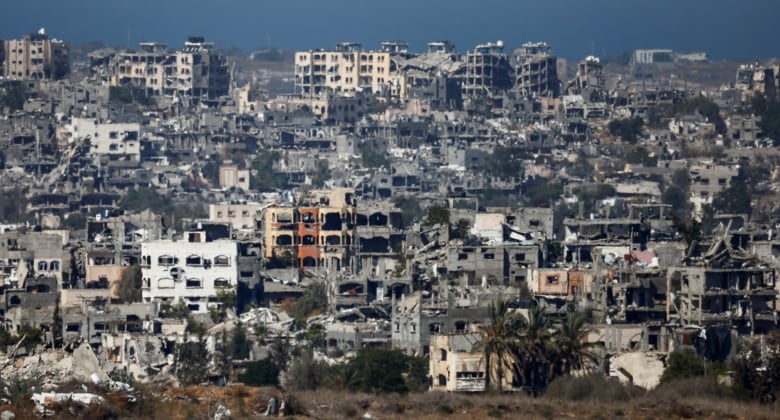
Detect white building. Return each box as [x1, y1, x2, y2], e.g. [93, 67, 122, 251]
[66, 118, 141, 161]
[141, 233, 238, 313]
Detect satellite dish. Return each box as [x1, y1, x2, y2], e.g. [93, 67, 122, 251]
[496, 40, 504, 48]
[38, 28, 46, 35]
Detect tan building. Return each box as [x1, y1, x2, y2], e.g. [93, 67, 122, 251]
[218, 165, 250, 191]
[109, 42, 170, 96]
[106, 37, 229, 99]
[209, 202, 266, 230]
[3, 29, 68, 80]
[170, 37, 230, 99]
[430, 333, 485, 392]
[262, 188, 355, 270]
[295, 42, 404, 99]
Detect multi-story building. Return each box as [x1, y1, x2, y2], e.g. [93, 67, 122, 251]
[688, 161, 740, 218]
[104, 37, 230, 100]
[66, 118, 142, 161]
[218, 165, 251, 191]
[209, 202, 266, 231]
[294, 42, 403, 99]
[429, 333, 486, 392]
[2, 29, 69, 80]
[141, 229, 238, 314]
[262, 188, 356, 271]
[513, 42, 560, 98]
[632, 49, 673, 65]
[169, 37, 230, 99]
[462, 41, 512, 97]
[108, 42, 170, 96]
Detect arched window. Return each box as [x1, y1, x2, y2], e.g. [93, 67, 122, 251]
[185, 255, 202, 266]
[37, 261, 48, 272]
[50, 261, 60, 272]
[158, 255, 175, 267]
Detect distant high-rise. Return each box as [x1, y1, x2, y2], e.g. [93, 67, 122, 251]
[295, 42, 404, 99]
[101, 37, 230, 100]
[462, 40, 512, 97]
[513, 42, 560, 98]
[2, 28, 69, 81]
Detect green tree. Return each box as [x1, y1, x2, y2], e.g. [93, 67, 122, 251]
[624, 145, 657, 167]
[230, 325, 252, 360]
[660, 348, 705, 384]
[751, 95, 780, 144]
[608, 117, 644, 143]
[357, 140, 390, 168]
[451, 219, 471, 240]
[392, 195, 423, 228]
[423, 204, 450, 227]
[159, 298, 189, 319]
[311, 159, 331, 187]
[0, 82, 27, 111]
[483, 145, 527, 180]
[662, 185, 690, 214]
[118, 265, 143, 303]
[289, 282, 329, 327]
[215, 329, 232, 382]
[0, 188, 30, 223]
[671, 168, 691, 190]
[516, 306, 555, 394]
[479, 187, 517, 208]
[679, 95, 726, 135]
[200, 153, 222, 186]
[250, 150, 288, 191]
[61, 212, 87, 230]
[286, 347, 341, 390]
[118, 187, 174, 214]
[269, 336, 292, 372]
[732, 332, 780, 401]
[553, 312, 596, 376]
[345, 348, 421, 394]
[239, 358, 280, 386]
[305, 323, 326, 349]
[712, 177, 752, 216]
[473, 299, 526, 391]
[175, 340, 209, 386]
[525, 179, 563, 207]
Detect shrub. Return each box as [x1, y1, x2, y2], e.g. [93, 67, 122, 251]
[660, 348, 705, 384]
[544, 375, 643, 402]
[239, 358, 280, 387]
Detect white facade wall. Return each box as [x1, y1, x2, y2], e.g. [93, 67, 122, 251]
[70, 118, 141, 160]
[141, 238, 238, 313]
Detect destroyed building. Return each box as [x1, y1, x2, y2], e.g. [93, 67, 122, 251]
[2, 28, 69, 81]
[462, 41, 512, 98]
[513, 42, 560, 98]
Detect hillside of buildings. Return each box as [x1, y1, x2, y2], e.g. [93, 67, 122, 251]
[3, 29, 780, 416]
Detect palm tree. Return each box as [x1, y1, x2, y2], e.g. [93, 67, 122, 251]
[473, 299, 526, 391]
[553, 312, 597, 376]
[515, 305, 554, 395]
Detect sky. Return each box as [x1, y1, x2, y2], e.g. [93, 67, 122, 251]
[2, 0, 778, 60]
